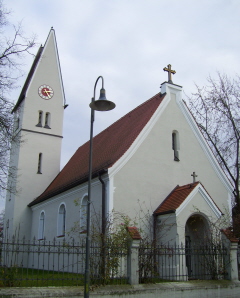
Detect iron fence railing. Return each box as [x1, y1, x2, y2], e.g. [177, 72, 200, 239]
[0, 237, 127, 287]
[139, 241, 229, 283]
[0, 237, 231, 287]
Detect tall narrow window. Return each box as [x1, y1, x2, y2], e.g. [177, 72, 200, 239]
[80, 196, 88, 233]
[36, 111, 43, 127]
[57, 204, 66, 237]
[44, 112, 51, 129]
[172, 131, 180, 161]
[37, 153, 43, 174]
[38, 211, 45, 240]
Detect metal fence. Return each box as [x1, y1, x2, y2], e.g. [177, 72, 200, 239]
[0, 237, 128, 287]
[0, 237, 231, 287]
[139, 242, 229, 283]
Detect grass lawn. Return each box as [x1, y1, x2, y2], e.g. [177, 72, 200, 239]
[0, 267, 85, 287]
[0, 267, 128, 287]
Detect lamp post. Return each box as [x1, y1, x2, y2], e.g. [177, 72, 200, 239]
[84, 76, 115, 298]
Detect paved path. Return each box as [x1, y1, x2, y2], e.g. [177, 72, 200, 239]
[0, 281, 240, 297]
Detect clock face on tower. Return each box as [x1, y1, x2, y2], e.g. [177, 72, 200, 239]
[38, 85, 54, 99]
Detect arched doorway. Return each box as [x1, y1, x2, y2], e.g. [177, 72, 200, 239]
[185, 213, 210, 278]
[185, 213, 210, 244]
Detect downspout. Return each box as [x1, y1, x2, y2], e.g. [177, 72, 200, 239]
[98, 172, 106, 279]
[152, 213, 157, 274]
[98, 173, 106, 237]
[153, 214, 157, 244]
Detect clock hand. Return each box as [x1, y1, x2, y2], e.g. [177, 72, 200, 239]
[45, 89, 52, 98]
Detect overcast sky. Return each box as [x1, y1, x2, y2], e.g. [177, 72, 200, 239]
[1, 0, 240, 210]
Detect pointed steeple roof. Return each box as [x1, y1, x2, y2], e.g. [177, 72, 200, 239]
[13, 28, 65, 112]
[29, 92, 166, 206]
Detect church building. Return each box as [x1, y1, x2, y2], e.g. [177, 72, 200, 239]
[4, 29, 233, 247]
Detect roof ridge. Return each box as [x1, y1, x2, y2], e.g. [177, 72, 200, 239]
[175, 182, 199, 191]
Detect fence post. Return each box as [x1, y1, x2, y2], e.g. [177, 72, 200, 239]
[221, 228, 239, 280]
[126, 227, 141, 285]
[228, 242, 239, 280]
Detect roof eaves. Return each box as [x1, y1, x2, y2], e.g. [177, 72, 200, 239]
[154, 210, 176, 216]
[12, 46, 43, 113]
[28, 168, 108, 207]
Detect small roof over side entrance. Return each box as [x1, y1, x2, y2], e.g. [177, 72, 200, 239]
[154, 182, 223, 244]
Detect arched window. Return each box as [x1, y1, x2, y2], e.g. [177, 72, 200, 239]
[38, 211, 45, 240]
[172, 131, 180, 161]
[36, 111, 43, 127]
[57, 204, 66, 237]
[80, 196, 88, 233]
[44, 112, 51, 129]
[37, 153, 43, 174]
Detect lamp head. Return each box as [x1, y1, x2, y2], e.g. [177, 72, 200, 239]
[90, 88, 116, 111]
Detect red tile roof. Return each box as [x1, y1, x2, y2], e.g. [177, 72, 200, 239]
[29, 92, 166, 207]
[126, 227, 142, 240]
[154, 182, 199, 215]
[221, 228, 239, 243]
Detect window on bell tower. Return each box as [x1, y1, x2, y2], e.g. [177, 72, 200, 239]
[36, 111, 43, 127]
[37, 153, 43, 174]
[44, 112, 51, 129]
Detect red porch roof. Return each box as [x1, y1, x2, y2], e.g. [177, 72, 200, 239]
[154, 182, 199, 215]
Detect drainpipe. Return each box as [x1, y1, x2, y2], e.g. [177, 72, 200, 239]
[153, 214, 157, 244]
[98, 173, 106, 236]
[98, 172, 106, 279]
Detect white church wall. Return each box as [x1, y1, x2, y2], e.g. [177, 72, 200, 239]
[5, 132, 63, 238]
[156, 213, 178, 245]
[30, 178, 103, 241]
[110, 89, 231, 233]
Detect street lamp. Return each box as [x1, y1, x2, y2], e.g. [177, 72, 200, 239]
[84, 76, 115, 298]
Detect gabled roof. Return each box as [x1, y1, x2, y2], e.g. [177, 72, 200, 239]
[29, 92, 166, 207]
[154, 181, 222, 217]
[153, 182, 199, 215]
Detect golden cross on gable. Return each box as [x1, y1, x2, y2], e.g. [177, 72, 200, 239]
[163, 64, 176, 83]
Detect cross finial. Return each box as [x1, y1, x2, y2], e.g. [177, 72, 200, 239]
[191, 171, 198, 183]
[163, 64, 176, 83]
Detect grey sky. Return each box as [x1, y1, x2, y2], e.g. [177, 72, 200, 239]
[1, 0, 240, 211]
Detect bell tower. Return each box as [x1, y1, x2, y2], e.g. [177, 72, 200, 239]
[4, 28, 66, 239]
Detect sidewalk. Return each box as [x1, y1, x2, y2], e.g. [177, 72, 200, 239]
[0, 281, 240, 298]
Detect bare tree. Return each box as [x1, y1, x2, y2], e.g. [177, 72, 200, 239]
[188, 73, 240, 233]
[0, 0, 36, 196]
